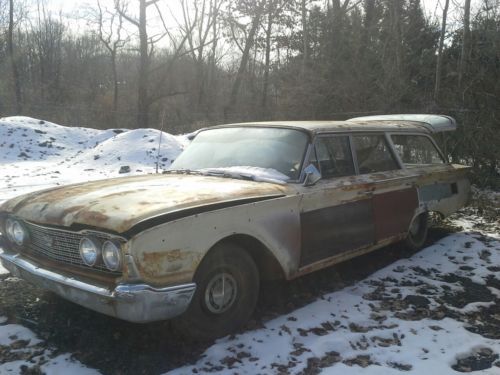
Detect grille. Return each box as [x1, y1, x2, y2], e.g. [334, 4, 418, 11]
[24, 221, 121, 275]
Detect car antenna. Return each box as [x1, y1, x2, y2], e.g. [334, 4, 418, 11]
[156, 110, 166, 174]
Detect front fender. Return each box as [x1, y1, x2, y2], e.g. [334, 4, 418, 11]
[128, 195, 302, 286]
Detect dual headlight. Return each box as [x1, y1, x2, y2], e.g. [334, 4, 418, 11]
[79, 237, 122, 271]
[5, 218, 29, 246]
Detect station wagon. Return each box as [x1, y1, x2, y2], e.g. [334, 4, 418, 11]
[0, 114, 470, 338]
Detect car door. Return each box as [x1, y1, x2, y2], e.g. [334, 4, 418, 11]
[298, 134, 376, 267]
[351, 133, 419, 243]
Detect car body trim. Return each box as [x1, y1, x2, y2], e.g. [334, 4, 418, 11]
[0, 250, 196, 323]
[122, 195, 284, 237]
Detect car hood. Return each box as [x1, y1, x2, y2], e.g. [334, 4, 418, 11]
[1, 174, 289, 234]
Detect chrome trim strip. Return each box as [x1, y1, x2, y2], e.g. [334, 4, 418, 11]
[0, 251, 112, 296]
[24, 220, 127, 241]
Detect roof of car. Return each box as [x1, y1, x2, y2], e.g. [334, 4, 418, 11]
[213, 120, 433, 134]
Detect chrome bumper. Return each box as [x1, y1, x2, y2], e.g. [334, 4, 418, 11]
[0, 251, 196, 323]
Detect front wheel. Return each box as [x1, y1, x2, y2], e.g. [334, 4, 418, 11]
[404, 212, 429, 252]
[177, 243, 259, 340]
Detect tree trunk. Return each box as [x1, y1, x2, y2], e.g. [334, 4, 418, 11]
[261, 0, 274, 116]
[224, 2, 264, 121]
[111, 51, 118, 123]
[207, 0, 218, 115]
[301, 0, 308, 73]
[8, 0, 22, 113]
[137, 0, 150, 128]
[434, 0, 450, 103]
[458, 0, 471, 93]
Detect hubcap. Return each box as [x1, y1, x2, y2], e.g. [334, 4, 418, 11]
[204, 272, 238, 314]
[409, 217, 421, 236]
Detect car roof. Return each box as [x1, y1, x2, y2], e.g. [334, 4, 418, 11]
[211, 120, 432, 135]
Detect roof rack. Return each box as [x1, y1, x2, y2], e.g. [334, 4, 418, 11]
[347, 114, 457, 133]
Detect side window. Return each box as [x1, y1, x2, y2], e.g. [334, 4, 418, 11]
[313, 136, 355, 178]
[391, 135, 445, 166]
[352, 134, 399, 174]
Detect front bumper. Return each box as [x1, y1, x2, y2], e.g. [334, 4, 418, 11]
[0, 251, 196, 323]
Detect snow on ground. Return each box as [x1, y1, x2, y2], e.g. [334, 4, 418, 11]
[167, 220, 500, 375]
[0, 116, 185, 205]
[1, 117, 500, 374]
[0, 319, 100, 374]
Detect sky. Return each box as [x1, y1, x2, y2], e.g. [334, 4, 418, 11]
[44, 0, 480, 27]
[30, 0, 486, 44]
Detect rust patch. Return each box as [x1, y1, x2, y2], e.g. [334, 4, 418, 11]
[61, 205, 86, 217]
[74, 210, 109, 224]
[142, 249, 186, 264]
[138, 249, 196, 278]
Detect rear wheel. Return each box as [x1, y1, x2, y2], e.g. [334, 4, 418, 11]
[178, 243, 259, 340]
[404, 212, 429, 252]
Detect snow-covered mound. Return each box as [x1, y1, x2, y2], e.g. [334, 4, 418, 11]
[0, 116, 117, 162]
[0, 116, 185, 204]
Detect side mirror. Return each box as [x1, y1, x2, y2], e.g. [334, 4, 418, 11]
[303, 164, 321, 186]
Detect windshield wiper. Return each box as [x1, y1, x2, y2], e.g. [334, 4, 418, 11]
[199, 169, 257, 181]
[162, 169, 204, 176]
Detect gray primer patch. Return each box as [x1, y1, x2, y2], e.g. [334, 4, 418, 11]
[419, 183, 454, 202]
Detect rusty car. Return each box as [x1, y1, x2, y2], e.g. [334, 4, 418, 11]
[0, 114, 470, 338]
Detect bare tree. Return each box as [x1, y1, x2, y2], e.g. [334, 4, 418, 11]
[261, 0, 276, 115]
[33, 1, 65, 103]
[94, 0, 128, 123]
[458, 0, 471, 94]
[116, 0, 199, 128]
[7, 0, 22, 112]
[179, 0, 220, 109]
[115, 0, 158, 127]
[224, 0, 266, 120]
[301, 0, 308, 73]
[434, 0, 450, 103]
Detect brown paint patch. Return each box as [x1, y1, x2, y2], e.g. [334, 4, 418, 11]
[300, 199, 375, 267]
[373, 187, 419, 241]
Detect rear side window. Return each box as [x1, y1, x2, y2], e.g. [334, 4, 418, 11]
[391, 135, 445, 166]
[352, 135, 399, 174]
[312, 136, 355, 178]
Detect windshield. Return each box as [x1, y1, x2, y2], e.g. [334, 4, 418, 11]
[170, 127, 309, 180]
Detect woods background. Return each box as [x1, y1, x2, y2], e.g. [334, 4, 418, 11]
[0, 0, 498, 187]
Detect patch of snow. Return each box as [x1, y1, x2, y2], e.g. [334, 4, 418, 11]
[0, 262, 7, 275]
[0, 116, 185, 206]
[0, 324, 42, 346]
[40, 353, 101, 375]
[446, 301, 496, 314]
[0, 323, 99, 374]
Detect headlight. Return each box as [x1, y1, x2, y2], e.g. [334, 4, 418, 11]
[79, 237, 101, 266]
[6, 219, 28, 246]
[102, 240, 122, 271]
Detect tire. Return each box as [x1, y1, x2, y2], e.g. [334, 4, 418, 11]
[177, 242, 259, 340]
[404, 212, 429, 252]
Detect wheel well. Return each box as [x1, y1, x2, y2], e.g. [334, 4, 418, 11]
[428, 211, 444, 226]
[212, 234, 285, 281]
